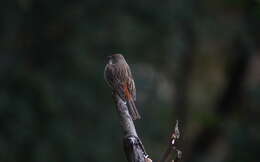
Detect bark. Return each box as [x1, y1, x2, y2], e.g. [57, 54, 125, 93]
[112, 93, 148, 162]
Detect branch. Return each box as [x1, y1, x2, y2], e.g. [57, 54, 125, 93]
[111, 92, 181, 162]
[112, 92, 150, 162]
[160, 120, 182, 162]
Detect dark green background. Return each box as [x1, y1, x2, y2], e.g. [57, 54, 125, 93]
[0, 0, 259, 162]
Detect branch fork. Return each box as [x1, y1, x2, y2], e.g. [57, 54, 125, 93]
[112, 92, 181, 162]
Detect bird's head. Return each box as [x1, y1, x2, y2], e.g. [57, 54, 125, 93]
[106, 54, 125, 64]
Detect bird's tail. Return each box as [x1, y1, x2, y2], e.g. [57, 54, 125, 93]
[127, 99, 141, 120]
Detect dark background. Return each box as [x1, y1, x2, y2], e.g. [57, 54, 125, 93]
[0, 0, 259, 162]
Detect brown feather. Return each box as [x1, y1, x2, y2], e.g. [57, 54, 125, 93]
[104, 54, 140, 120]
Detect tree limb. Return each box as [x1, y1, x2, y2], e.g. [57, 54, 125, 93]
[111, 92, 181, 162]
[112, 92, 149, 162]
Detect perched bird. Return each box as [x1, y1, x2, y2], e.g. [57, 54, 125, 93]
[104, 54, 141, 120]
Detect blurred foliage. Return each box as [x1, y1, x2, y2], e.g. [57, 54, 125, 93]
[0, 0, 259, 162]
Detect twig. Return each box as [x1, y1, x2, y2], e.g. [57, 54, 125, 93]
[160, 120, 182, 162]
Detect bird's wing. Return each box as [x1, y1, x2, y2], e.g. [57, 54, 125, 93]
[126, 66, 136, 101]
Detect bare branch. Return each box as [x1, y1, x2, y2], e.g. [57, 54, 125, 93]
[112, 92, 148, 162]
[160, 120, 182, 162]
[110, 87, 182, 162]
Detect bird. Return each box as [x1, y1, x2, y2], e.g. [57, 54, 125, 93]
[104, 54, 141, 120]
